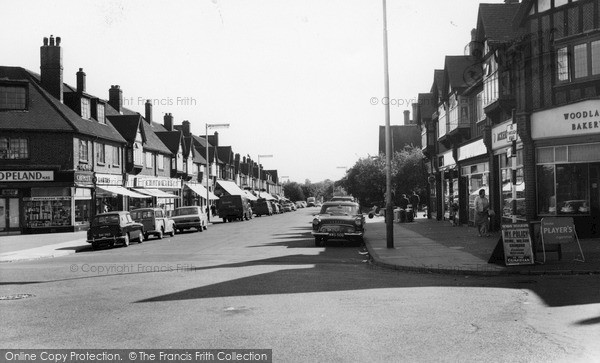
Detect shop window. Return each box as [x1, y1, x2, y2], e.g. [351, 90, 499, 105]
[95, 143, 105, 164]
[79, 139, 88, 162]
[556, 164, 589, 214]
[0, 137, 29, 159]
[24, 197, 72, 228]
[537, 165, 555, 214]
[500, 151, 525, 221]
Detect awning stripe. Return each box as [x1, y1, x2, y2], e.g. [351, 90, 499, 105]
[97, 185, 151, 199]
[185, 183, 219, 200]
[134, 188, 177, 198]
[217, 180, 246, 196]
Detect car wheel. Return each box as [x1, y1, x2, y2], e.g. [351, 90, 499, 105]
[123, 234, 130, 247]
[157, 229, 163, 239]
[169, 228, 175, 237]
[198, 225, 203, 232]
[144, 233, 149, 240]
[203, 225, 207, 230]
[223, 218, 227, 223]
[92, 242, 99, 250]
[314, 237, 322, 247]
[137, 232, 144, 243]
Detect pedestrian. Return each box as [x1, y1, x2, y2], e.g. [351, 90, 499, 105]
[399, 194, 409, 210]
[474, 189, 490, 237]
[410, 191, 420, 218]
[211, 204, 217, 217]
[450, 200, 459, 227]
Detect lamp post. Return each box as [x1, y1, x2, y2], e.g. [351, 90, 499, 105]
[205, 123, 230, 221]
[257, 154, 273, 198]
[382, 0, 394, 248]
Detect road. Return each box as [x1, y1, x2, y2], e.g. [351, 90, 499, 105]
[1, 208, 599, 362]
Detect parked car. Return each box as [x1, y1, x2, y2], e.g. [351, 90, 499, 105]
[218, 194, 253, 222]
[131, 207, 175, 240]
[87, 211, 144, 249]
[281, 201, 294, 212]
[170, 206, 208, 232]
[330, 196, 355, 202]
[269, 201, 281, 214]
[312, 201, 365, 247]
[254, 198, 273, 217]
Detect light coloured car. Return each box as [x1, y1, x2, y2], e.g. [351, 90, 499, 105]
[171, 206, 208, 232]
[131, 208, 175, 239]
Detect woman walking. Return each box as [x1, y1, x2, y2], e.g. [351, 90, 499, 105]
[474, 189, 490, 237]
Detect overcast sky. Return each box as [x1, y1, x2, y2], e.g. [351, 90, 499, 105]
[2, 0, 506, 183]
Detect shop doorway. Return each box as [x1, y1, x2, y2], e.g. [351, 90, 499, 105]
[0, 198, 20, 234]
[591, 164, 600, 237]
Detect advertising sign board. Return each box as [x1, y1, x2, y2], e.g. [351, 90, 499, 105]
[501, 223, 534, 266]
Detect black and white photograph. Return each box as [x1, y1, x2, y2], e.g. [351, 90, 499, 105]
[1, 0, 599, 362]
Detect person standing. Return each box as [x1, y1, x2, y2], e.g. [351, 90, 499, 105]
[474, 189, 490, 237]
[410, 191, 420, 218]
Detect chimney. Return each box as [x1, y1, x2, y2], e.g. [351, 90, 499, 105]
[109, 85, 122, 113]
[213, 131, 219, 147]
[76, 68, 86, 94]
[163, 113, 173, 131]
[182, 120, 191, 136]
[40, 35, 63, 102]
[411, 103, 419, 125]
[145, 100, 152, 124]
[469, 28, 483, 58]
[403, 110, 410, 125]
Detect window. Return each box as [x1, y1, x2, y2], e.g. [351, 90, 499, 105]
[500, 151, 525, 221]
[0, 137, 29, 159]
[483, 58, 498, 107]
[557, 39, 600, 82]
[0, 85, 27, 110]
[158, 154, 164, 170]
[79, 139, 88, 162]
[96, 104, 105, 124]
[537, 0, 551, 12]
[95, 142, 105, 164]
[145, 152, 153, 169]
[81, 98, 91, 119]
[133, 143, 143, 166]
[112, 146, 120, 166]
[557, 47, 570, 81]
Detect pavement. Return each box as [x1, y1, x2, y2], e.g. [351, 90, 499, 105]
[1, 215, 599, 276]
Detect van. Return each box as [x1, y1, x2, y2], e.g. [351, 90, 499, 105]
[254, 198, 273, 217]
[130, 207, 175, 239]
[218, 195, 252, 222]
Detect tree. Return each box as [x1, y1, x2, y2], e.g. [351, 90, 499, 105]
[283, 182, 305, 202]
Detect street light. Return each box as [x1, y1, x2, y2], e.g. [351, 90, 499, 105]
[257, 154, 273, 198]
[205, 123, 230, 221]
[382, 0, 394, 248]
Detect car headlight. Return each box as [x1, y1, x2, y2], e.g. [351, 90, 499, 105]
[312, 217, 320, 227]
[354, 218, 362, 227]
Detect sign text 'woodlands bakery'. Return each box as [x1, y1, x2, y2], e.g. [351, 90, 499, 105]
[0, 171, 54, 182]
[566, 108, 600, 131]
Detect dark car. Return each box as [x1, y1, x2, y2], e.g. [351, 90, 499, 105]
[312, 201, 365, 247]
[87, 211, 144, 249]
[330, 196, 355, 202]
[130, 207, 175, 239]
[254, 198, 273, 217]
[171, 206, 208, 232]
[218, 195, 253, 222]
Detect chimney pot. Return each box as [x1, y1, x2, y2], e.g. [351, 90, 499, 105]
[403, 110, 410, 125]
[40, 35, 63, 102]
[182, 120, 191, 136]
[163, 113, 174, 131]
[76, 68, 86, 93]
[145, 100, 152, 124]
[108, 85, 123, 113]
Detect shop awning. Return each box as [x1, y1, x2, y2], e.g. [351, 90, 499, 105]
[244, 190, 258, 201]
[217, 180, 246, 196]
[185, 183, 219, 200]
[258, 192, 276, 200]
[134, 188, 177, 198]
[97, 185, 151, 199]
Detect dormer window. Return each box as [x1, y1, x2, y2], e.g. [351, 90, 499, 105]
[96, 103, 105, 124]
[0, 84, 27, 110]
[81, 97, 91, 119]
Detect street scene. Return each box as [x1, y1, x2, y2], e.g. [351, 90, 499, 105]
[1, 0, 600, 362]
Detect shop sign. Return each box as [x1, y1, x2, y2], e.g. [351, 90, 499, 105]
[1, 189, 19, 196]
[95, 173, 123, 186]
[74, 171, 94, 186]
[501, 223, 534, 266]
[492, 120, 520, 150]
[135, 177, 182, 189]
[541, 217, 575, 244]
[23, 196, 71, 201]
[0, 171, 54, 182]
[457, 139, 486, 161]
[531, 100, 600, 140]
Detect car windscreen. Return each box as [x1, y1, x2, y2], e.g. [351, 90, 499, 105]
[93, 215, 120, 225]
[173, 207, 198, 216]
[130, 210, 153, 219]
[320, 205, 358, 215]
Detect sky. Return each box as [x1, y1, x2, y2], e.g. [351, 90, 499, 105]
[1, 0, 507, 183]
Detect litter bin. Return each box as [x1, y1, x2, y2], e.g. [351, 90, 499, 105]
[393, 208, 401, 223]
[399, 208, 407, 223]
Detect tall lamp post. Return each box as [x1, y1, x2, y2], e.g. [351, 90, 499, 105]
[205, 123, 230, 221]
[382, 0, 394, 248]
[257, 154, 273, 198]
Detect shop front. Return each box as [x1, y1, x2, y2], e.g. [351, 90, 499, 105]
[184, 182, 219, 210]
[437, 150, 458, 221]
[127, 176, 181, 213]
[0, 170, 95, 234]
[531, 100, 600, 238]
[95, 173, 149, 214]
[492, 120, 526, 224]
[457, 138, 489, 226]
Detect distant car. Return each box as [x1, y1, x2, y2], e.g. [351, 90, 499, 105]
[281, 201, 294, 212]
[218, 195, 253, 222]
[306, 197, 316, 207]
[312, 201, 365, 247]
[131, 207, 175, 239]
[87, 211, 144, 249]
[171, 206, 208, 232]
[269, 201, 281, 214]
[254, 198, 273, 217]
[295, 201, 305, 209]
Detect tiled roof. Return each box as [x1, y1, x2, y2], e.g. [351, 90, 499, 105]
[478, 3, 522, 44]
[155, 131, 183, 154]
[185, 136, 207, 164]
[417, 93, 435, 121]
[107, 114, 172, 154]
[217, 146, 233, 164]
[431, 69, 445, 96]
[0, 67, 126, 144]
